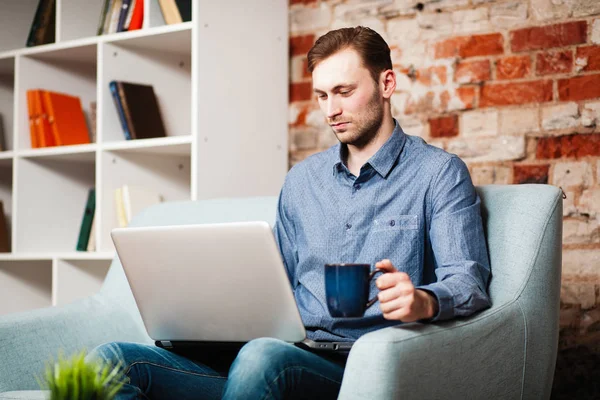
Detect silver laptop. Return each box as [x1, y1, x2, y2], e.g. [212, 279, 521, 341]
[110, 221, 353, 352]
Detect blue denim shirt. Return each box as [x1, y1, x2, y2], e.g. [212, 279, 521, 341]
[274, 120, 491, 341]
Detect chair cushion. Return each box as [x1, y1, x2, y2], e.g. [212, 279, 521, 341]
[0, 391, 49, 399]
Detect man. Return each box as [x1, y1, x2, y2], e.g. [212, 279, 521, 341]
[90, 26, 491, 399]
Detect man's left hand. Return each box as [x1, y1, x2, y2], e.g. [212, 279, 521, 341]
[375, 259, 439, 322]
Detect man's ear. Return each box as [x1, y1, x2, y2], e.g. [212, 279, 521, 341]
[380, 69, 396, 99]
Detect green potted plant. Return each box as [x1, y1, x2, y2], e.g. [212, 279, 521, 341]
[38, 350, 126, 400]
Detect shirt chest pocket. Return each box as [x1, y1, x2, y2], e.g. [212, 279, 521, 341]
[368, 214, 421, 280]
[372, 214, 418, 232]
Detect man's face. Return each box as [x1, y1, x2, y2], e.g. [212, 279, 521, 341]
[312, 48, 384, 149]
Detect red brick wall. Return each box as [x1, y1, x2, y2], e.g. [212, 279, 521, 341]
[289, 0, 600, 350]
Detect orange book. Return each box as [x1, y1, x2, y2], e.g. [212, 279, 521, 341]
[36, 90, 55, 147]
[42, 91, 90, 146]
[128, 0, 144, 31]
[26, 90, 39, 148]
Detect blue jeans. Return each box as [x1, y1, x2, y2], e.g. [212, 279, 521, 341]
[88, 338, 346, 399]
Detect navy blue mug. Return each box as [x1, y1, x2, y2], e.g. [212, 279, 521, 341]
[325, 263, 385, 318]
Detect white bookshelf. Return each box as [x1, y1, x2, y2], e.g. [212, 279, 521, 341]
[0, 0, 289, 315]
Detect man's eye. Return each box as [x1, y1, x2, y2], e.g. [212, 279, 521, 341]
[340, 90, 352, 96]
[317, 94, 327, 100]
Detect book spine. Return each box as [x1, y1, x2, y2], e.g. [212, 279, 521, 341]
[76, 188, 95, 251]
[117, 0, 131, 32]
[128, 0, 144, 31]
[115, 187, 128, 228]
[26, 0, 49, 47]
[27, 90, 39, 148]
[117, 82, 137, 139]
[124, 0, 136, 29]
[107, 0, 122, 34]
[97, 0, 111, 35]
[109, 81, 132, 140]
[102, 0, 115, 34]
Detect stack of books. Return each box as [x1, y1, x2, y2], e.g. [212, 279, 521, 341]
[97, 0, 191, 35]
[97, 0, 144, 35]
[26, 90, 91, 149]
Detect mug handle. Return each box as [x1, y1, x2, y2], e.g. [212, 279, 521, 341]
[366, 269, 386, 309]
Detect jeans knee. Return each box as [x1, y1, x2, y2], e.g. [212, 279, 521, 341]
[87, 342, 125, 365]
[240, 338, 289, 361]
[87, 341, 150, 374]
[230, 338, 291, 376]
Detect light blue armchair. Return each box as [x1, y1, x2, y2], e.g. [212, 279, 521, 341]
[0, 184, 563, 399]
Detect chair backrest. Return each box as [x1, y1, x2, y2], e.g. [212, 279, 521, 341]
[476, 184, 562, 399]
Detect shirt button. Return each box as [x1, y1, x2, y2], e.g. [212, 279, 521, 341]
[389, 220, 395, 227]
[355, 184, 361, 190]
[346, 223, 352, 230]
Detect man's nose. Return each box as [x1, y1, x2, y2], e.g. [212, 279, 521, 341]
[326, 98, 342, 119]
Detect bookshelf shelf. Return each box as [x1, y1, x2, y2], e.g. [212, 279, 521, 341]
[19, 143, 97, 159]
[0, 252, 114, 261]
[0, 151, 15, 160]
[102, 135, 192, 155]
[0, 0, 288, 315]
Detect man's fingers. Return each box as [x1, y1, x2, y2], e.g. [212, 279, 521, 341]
[378, 282, 414, 303]
[379, 296, 409, 314]
[376, 271, 411, 290]
[374, 259, 396, 273]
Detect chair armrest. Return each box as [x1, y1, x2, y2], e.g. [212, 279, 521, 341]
[0, 294, 151, 392]
[339, 303, 526, 400]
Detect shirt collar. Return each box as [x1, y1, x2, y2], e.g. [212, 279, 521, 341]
[332, 119, 407, 179]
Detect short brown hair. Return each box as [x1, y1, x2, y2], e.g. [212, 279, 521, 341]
[307, 26, 392, 83]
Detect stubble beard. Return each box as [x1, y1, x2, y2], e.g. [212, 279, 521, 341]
[331, 88, 385, 150]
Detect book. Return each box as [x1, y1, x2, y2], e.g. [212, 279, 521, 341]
[124, 0, 137, 30]
[26, 0, 56, 47]
[115, 187, 128, 228]
[101, 0, 115, 34]
[109, 81, 132, 140]
[43, 90, 91, 146]
[122, 185, 163, 223]
[97, 0, 112, 35]
[0, 113, 5, 151]
[76, 188, 95, 251]
[111, 81, 167, 140]
[32, 90, 54, 147]
[158, 0, 182, 25]
[27, 91, 39, 148]
[0, 200, 10, 252]
[175, 0, 192, 22]
[107, 0, 122, 34]
[128, 0, 144, 31]
[115, 185, 163, 227]
[117, 0, 132, 32]
[87, 211, 97, 251]
[89, 101, 97, 143]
